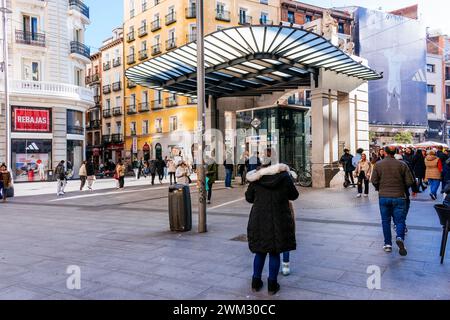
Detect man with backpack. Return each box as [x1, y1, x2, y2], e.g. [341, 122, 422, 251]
[55, 160, 67, 196]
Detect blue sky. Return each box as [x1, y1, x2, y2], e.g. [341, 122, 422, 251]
[84, 0, 123, 53]
[83, 0, 450, 53]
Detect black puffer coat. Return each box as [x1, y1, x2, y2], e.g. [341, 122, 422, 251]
[245, 164, 299, 254]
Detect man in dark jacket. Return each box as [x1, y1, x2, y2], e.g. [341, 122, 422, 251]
[437, 146, 448, 193]
[156, 157, 166, 183]
[149, 160, 157, 185]
[371, 146, 415, 256]
[245, 163, 299, 295]
[224, 154, 234, 189]
[339, 148, 355, 187]
[55, 160, 67, 196]
[86, 159, 96, 191]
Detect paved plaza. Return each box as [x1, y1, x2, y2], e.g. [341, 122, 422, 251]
[0, 176, 449, 300]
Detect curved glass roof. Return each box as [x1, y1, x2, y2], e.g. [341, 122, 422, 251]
[125, 25, 382, 97]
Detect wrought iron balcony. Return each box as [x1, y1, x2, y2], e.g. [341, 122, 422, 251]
[151, 19, 161, 32]
[216, 10, 230, 22]
[103, 61, 111, 71]
[165, 97, 178, 107]
[259, 18, 273, 25]
[186, 6, 196, 18]
[186, 33, 197, 43]
[70, 41, 90, 59]
[127, 31, 135, 42]
[139, 102, 150, 112]
[239, 15, 252, 25]
[85, 73, 100, 85]
[15, 30, 46, 47]
[127, 105, 137, 114]
[67, 125, 84, 135]
[139, 49, 148, 60]
[113, 57, 121, 67]
[151, 100, 163, 110]
[103, 109, 112, 118]
[113, 107, 123, 116]
[102, 84, 111, 94]
[165, 12, 177, 25]
[102, 135, 112, 144]
[138, 25, 148, 37]
[90, 120, 101, 129]
[69, 0, 90, 19]
[127, 53, 136, 65]
[94, 95, 101, 105]
[127, 80, 137, 89]
[112, 81, 121, 92]
[151, 43, 162, 56]
[111, 134, 124, 143]
[165, 38, 177, 51]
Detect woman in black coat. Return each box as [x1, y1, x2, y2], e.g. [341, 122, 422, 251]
[245, 163, 299, 295]
[412, 149, 427, 191]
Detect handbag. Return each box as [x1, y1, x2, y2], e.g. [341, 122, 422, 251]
[113, 172, 119, 180]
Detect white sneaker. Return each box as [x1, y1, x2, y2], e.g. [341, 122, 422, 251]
[363, 194, 368, 197]
[356, 194, 362, 198]
[383, 245, 392, 253]
[282, 262, 290, 276]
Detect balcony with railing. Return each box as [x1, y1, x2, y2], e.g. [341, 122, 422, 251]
[152, 43, 162, 56]
[239, 15, 252, 25]
[103, 109, 112, 118]
[166, 38, 177, 51]
[85, 73, 100, 85]
[10, 80, 94, 105]
[186, 33, 197, 43]
[287, 96, 311, 106]
[138, 25, 148, 37]
[127, 30, 135, 42]
[127, 80, 137, 89]
[70, 41, 90, 59]
[139, 49, 148, 60]
[113, 57, 121, 67]
[186, 6, 196, 18]
[151, 100, 163, 110]
[113, 107, 122, 116]
[216, 10, 230, 22]
[165, 12, 177, 25]
[102, 135, 112, 144]
[102, 84, 111, 94]
[111, 134, 124, 143]
[68, 0, 90, 20]
[165, 97, 178, 107]
[15, 30, 46, 47]
[130, 129, 137, 136]
[139, 102, 150, 112]
[151, 19, 161, 32]
[103, 61, 111, 71]
[93, 95, 101, 106]
[127, 104, 137, 115]
[112, 81, 121, 92]
[67, 125, 84, 135]
[90, 120, 101, 130]
[127, 53, 136, 65]
[259, 18, 273, 25]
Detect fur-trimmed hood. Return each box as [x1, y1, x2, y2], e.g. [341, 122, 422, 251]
[246, 163, 297, 187]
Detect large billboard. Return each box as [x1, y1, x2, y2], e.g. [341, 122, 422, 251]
[12, 106, 52, 133]
[355, 8, 428, 127]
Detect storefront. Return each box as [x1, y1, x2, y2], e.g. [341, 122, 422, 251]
[236, 106, 311, 171]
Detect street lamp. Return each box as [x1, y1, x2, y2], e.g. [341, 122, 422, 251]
[0, 1, 12, 170]
[196, 0, 207, 233]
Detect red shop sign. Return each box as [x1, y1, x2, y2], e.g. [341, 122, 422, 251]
[13, 108, 51, 132]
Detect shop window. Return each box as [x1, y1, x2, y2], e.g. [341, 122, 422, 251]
[11, 139, 52, 182]
[67, 110, 84, 135]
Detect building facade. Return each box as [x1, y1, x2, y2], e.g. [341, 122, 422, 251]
[123, 0, 281, 162]
[100, 28, 125, 164]
[0, 0, 94, 182]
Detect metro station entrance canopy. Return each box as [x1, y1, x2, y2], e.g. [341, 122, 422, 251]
[125, 25, 382, 98]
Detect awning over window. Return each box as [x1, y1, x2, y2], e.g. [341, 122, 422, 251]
[125, 25, 382, 97]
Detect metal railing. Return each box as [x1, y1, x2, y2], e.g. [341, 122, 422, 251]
[103, 61, 111, 71]
[112, 81, 121, 91]
[151, 19, 161, 31]
[90, 120, 101, 129]
[127, 80, 137, 88]
[151, 100, 163, 110]
[166, 38, 177, 50]
[239, 15, 252, 25]
[127, 105, 137, 114]
[112, 107, 123, 116]
[113, 57, 121, 67]
[186, 33, 197, 43]
[111, 134, 124, 143]
[139, 49, 148, 60]
[70, 41, 90, 58]
[15, 30, 46, 47]
[165, 12, 177, 25]
[67, 125, 84, 135]
[103, 109, 111, 118]
[165, 97, 178, 107]
[127, 31, 135, 42]
[85, 73, 100, 84]
[139, 102, 150, 112]
[127, 53, 136, 64]
[102, 84, 111, 94]
[69, 0, 90, 19]
[152, 43, 162, 56]
[138, 25, 148, 37]
[216, 10, 230, 21]
[102, 135, 112, 144]
[259, 18, 273, 25]
[186, 6, 196, 18]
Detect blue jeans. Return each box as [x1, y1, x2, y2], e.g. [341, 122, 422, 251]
[253, 253, 280, 281]
[379, 197, 407, 245]
[428, 179, 440, 197]
[283, 252, 290, 263]
[225, 169, 232, 188]
[0, 181, 4, 199]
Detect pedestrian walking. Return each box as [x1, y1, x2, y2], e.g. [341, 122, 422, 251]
[156, 157, 165, 183]
[413, 148, 427, 192]
[116, 160, 126, 189]
[224, 154, 234, 189]
[167, 159, 177, 185]
[0, 163, 12, 202]
[86, 159, 96, 191]
[340, 148, 355, 187]
[371, 146, 415, 256]
[425, 149, 443, 200]
[246, 162, 299, 295]
[176, 161, 190, 185]
[437, 146, 448, 193]
[355, 153, 372, 198]
[149, 160, 157, 185]
[206, 157, 218, 204]
[164, 156, 169, 181]
[79, 161, 87, 191]
[237, 153, 248, 185]
[55, 160, 67, 196]
[132, 157, 140, 180]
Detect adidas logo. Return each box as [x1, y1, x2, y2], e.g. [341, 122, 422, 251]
[26, 142, 39, 151]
